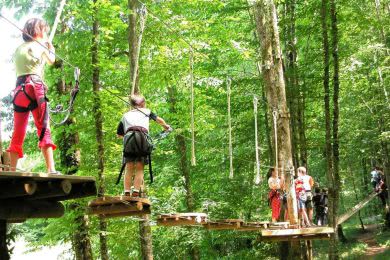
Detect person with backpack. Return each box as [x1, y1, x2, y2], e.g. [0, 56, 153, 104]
[116, 95, 171, 197]
[6, 18, 58, 174]
[297, 166, 315, 225]
[313, 187, 328, 226]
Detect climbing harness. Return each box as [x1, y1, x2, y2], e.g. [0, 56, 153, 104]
[49, 67, 80, 125]
[116, 127, 173, 185]
[227, 77, 233, 179]
[254, 95, 261, 184]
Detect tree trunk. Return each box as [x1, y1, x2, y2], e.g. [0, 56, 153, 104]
[128, 0, 140, 95]
[92, 2, 108, 259]
[126, 1, 154, 257]
[253, 0, 299, 258]
[0, 220, 9, 260]
[168, 86, 199, 260]
[139, 215, 153, 260]
[55, 66, 93, 259]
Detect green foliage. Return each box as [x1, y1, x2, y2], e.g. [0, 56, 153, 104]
[2, 0, 389, 258]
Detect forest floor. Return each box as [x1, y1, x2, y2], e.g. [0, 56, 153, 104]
[357, 224, 388, 259]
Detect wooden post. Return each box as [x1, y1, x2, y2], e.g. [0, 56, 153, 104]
[0, 181, 37, 199]
[0, 219, 9, 260]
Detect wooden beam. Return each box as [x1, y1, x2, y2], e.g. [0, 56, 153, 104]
[27, 180, 72, 200]
[54, 182, 97, 201]
[0, 200, 64, 219]
[0, 181, 37, 199]
[261, 227, 334, 237]
[157, 213, 208, 226]
[100, 208, 151, 219]
[87, 203, 144, 215]
[259, 233, 332, 242]
[88, 196, 150, 207]
[0, 171, 95, 183]
[337, 191, 378, 225]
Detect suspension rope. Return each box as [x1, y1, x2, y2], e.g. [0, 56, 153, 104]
[254, 95, 261, 184]
[131, 4, 148, 95]
[227, 77, 233, 179]
[272, 109, 278, 177]
[190, 48, 196, 166]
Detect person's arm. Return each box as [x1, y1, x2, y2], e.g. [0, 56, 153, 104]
[149, 111, 170, 130]
[309, 176, 315, 188]
[42, 42, 56, 65]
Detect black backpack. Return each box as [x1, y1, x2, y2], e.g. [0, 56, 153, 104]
[123, 130, 154, 157]
[116, 129, 155, 185]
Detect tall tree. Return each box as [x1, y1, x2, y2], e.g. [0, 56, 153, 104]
[127, 1, 154, 258]
[168, 85, 199, 260]
[91, 1, 108, 259]
[253, 0, 299, 258]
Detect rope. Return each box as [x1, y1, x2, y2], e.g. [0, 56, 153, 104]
[131, 4, 148, 96]
[190, 48, 196, 166]
[272, 109, 278, 177]
[254, 96, 261, 184]
[227, 77, 233, 179]
[49, 0, 67, 42]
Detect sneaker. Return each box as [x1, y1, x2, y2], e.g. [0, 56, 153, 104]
[131, 190, 140, 197]
[123, 191, 131, 196]
[49, 171, 62, 175]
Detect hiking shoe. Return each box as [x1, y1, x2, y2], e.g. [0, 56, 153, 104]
[123, 191, 131, 197]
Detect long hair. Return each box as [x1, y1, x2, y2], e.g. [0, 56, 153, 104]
[23, 18, 49, 42]
[267, 167, 275, 179]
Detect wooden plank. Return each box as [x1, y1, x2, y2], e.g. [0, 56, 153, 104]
[337, 191, 378, 225]
[159, 213, 207, 218]
[0, 171, 95, 183]
[259, 233, 332, 242]
[0, 200, 64, 219]
[87, 204, 143, 215]
[157, 219, 203, 227]
[100, 209, 151, 219]
[26, 180, 72, 200]
[261, 227, 334, 237]
[54, 182, 97, 201]
[88, 196, 150, 207]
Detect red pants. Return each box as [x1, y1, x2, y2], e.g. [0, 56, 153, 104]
[7, 75, 56, 158]
[269, 190, 281, 220]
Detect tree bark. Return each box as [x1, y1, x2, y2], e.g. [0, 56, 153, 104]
[92, 2, 108, 259]
[128, 0, 140, 95]
[168, 86, 199, 260]
[253, 0, 299, 258]
[0, 220, 9, 260]
[126, 1, 154, 257]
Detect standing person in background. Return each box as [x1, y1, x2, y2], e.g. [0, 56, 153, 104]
[268, 167, 283, 222]
[6, 18, 58, 174]
[298, 166, 315, 225]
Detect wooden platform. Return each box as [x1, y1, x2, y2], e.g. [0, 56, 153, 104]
[0, 171, 96, 221]
[87, 196, 151, 218]
[157, 213, 208, 226]
[260, 227, 334, 241]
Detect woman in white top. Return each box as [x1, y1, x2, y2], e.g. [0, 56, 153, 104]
[268, 167, 283, 222]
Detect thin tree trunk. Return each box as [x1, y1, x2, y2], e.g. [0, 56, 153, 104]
[253, 1, 299, 258]
[92, 2, 108, 259]
[128, 0, 139, 95]
[330, 0, 341, 258]
[0, 220, 9, 260]
[55, 65, 93, 259]
[168, 86, 199, 260]
[127, 1, 154, 256]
